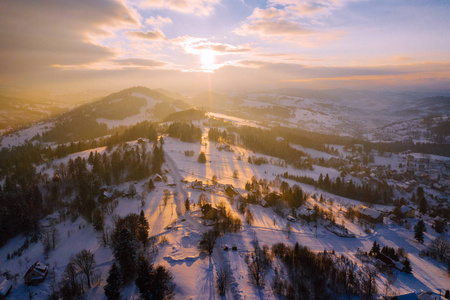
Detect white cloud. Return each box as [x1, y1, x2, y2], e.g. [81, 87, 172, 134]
[128, 29, 167, 40]
[145, 15, 173, 27]
[139, 0, 220, 16]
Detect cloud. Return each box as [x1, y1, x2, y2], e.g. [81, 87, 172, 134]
[0, 0, 139, 73]
[139, 0, 220, 16]
[268, 0, 364, 17]
[192, 42, 253, 53]
[235, 19, 314, 37]
[171, 35, 253, 55]
[128, 29, 167, 40]
[113, 58, 168, 68]
[145, 16, 173, 27]
[249, 7, 287, 20]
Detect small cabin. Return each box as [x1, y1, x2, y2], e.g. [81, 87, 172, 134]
[0, 277, 12, 299]
[24, 261, 48, 285]
[357, 206, 383, 224]
[224, 185, 239, 198]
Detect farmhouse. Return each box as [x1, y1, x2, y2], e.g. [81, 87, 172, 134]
[400, 205, 415, 218]
[0, 277, 12, 299]
[224, 184, 239, 198]
[357, 206, 384, 224]
[24, 261, 48, 285]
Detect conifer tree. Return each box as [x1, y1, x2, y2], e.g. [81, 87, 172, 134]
[104, 263, 122, 300]
[138, 210, 149, 248]
[414, 220, 426, 243]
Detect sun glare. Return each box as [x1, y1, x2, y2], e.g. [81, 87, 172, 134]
[200, 50, 215, 70]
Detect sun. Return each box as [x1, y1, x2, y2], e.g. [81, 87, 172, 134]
[200, 50, 215, 70]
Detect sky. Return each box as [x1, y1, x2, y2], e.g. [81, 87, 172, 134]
[1, 0, 450, 97]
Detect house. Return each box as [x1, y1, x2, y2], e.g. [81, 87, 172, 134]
[392, 292, 418, 300]
[0, 277, 12, 299]
[224, 184, 239, 198]
[201, 204, 218, 220]
[24, 261, 48, 285]
[375, 252, 395, 268]
[217, 144, 233, 152]
[153, 174, 163, 182]
[260, 199, 268, 207]
[394, 261, 406, 272]
[417, 292, 435, 300]
[192, 180, 203, 190]
[287, 216, 296, 222]
[400, 206, 415, 218]
[98, 190, 113, 203]
[357, 206, 384, 224]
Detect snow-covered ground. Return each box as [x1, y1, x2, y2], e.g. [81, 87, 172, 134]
[205, 112, 262, 128]
[96, 92, 161, 129]
[0, 126, 449, 299]
[0, 121, 54, 148]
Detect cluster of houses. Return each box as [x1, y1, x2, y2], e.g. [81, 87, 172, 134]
[0, 261, 49, 298]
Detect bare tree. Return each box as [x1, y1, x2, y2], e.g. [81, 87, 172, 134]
[360, 266, 378, 297]
[246, 209, 255, 225]
[216, 267, 231, 295]
[72, 249, 96, 288]
[41, 230, 53, 258]
[198, 230, 218, 255]
[163, 189, 171, 206]
[50, 228, 60, 249]
[247, 244, 271, 287]
[128, 184, 137, 199]
[285, 221, 293, 237]
[428, 235, 450, 262]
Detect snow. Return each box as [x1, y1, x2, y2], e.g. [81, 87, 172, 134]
[291, 144, 338, 159]
[1, 124, 449, 299]
[205, 112, 262, 128]
[0, 121, 54, 148]
[96, 92, 161, 129]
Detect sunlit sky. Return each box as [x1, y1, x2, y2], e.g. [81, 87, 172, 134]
[1, 0, 450, 96]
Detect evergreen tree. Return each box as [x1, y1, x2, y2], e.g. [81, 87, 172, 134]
[419, 197, 428, 214]
[402, 257, 412, 273]
[135, 257, 153, 300]
[152, 266, 175, 300]
[137, 210, 149, 248]
[414, 220, 426, 243]
[104, 263, 122, 300]
[370, 241, 380, 254]
[185, 199, 190, 211]
[198, 152, 207, 164]
[113, 228, 137, 284]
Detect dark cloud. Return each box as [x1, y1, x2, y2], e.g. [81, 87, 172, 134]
[113, 58, 168, 68]
[128, 29, 167, 40]
[0, 0, 138, 73]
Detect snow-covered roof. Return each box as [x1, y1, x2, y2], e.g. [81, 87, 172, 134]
[418, 292, 435, 300]
[357, 206, 382, 219]
[0, 277, 12, 296]
[394, 261, 405, 271]
[400, 205, 414, 214]
[394, 292, 418, 300]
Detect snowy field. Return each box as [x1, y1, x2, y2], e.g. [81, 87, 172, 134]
[0, 126, 449, 299]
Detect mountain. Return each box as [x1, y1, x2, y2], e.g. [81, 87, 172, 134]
[0, 94, 66, 130]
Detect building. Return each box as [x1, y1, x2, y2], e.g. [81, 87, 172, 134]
[400, 206, 415, 218]
[357, 206, 384, 224]
[0, 277, 12, 299]
[153, 174, 163, 182]
[392, 292, 418, 300]
[224, 184, 239, 198]
[24, 261, 48, 285]
[191, 180, 203, 190]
